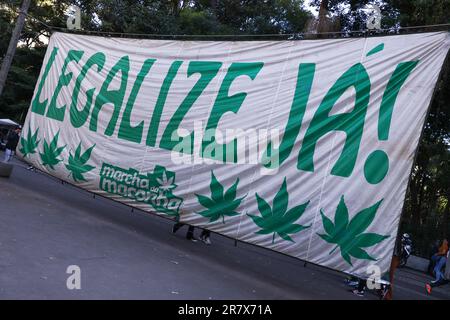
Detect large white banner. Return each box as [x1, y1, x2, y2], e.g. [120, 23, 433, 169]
[19, 31, 450, 277]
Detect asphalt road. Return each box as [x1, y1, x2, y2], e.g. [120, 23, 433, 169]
[0, 156, 449, 300]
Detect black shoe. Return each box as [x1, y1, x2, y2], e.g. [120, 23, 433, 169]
[201, 236, 211, 245]
[172, 223, 181, 234]
[431, 279, 446, 287]
[187, 236, 199, 243]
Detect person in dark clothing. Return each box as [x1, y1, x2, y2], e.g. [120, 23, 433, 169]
[3, 127, 20, 162]
[172, 222, 198, 242]
[199, 229, 211, 245]
[172, 222, 212, 244]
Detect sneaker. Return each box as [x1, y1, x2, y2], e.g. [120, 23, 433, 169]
[187, 236, 199, 242]
[351, 289, 365, 297]
[425, 283, 432, 294]
[202, 236, 211, 245]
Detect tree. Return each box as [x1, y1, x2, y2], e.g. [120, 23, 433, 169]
[0, 0, 69, 122]
[0, 0, 31, 97]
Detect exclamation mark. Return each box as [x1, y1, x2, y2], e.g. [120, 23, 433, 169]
[363, 45, 419, 184]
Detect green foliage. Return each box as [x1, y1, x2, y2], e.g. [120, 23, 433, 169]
[247, 178, 310, 244]
[388, 0, 450, 26]
[195, 171, 245, 223]
[19, 126, 40, 157]
[39, 131, 65, 170]
[318, 196, 389, 266]
[67, 0, 312, 36]
[0, 1, 68, 122]
[65, 142, 96, 182]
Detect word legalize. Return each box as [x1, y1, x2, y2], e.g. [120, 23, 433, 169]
[31, 45, 418, 184]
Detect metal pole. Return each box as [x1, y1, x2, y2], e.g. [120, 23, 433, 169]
[0, 0, 32, 97]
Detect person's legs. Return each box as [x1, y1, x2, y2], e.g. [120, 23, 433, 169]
[3, 148, 12, 162]
[200, 229, 211, 245]
[186, 226, 197, 241]
[429, 254, 439, 276]
[352, 278, 366, 296]
[431, 254, 439, 264]
[427, 256, 447, 294]
[172, 222, 184, 234]
[432, 256, 446, 284]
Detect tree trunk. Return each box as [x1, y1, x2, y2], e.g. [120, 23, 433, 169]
[317, 0, 329, 35]
[0, 0, 31, 97]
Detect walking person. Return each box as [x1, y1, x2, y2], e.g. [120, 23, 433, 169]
[199, 229, 212, 245]
[172, 221, 198, 242]
[172, 222, 212, 245]
[3, 127, 20, 162]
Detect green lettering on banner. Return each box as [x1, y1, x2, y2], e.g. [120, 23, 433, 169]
[362, 60, 419, 185]
[70, 52, 106, 128]
[201, 62, 263, 162]
[146, 61, 182, 147]
[46, 50, 84, 121]
[118, 59, 156, 143]
[263, 63, 316, 169]
[90, 55, 130, 135]
[31, 47, 59, 115]
[378, 61, 419, 140]
[159, 61, 222, 151]
[297, 63, 371, 177]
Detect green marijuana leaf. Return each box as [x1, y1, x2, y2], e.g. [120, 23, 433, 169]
[317, 196, 389, 266]
[195, 171, 245, 224]
[39, 131, 66, 170]
[65, 143, 96, 182]
[19, 126, 40, 157]
[247, 178, 310, 244]
[156, 170, 176, 192]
